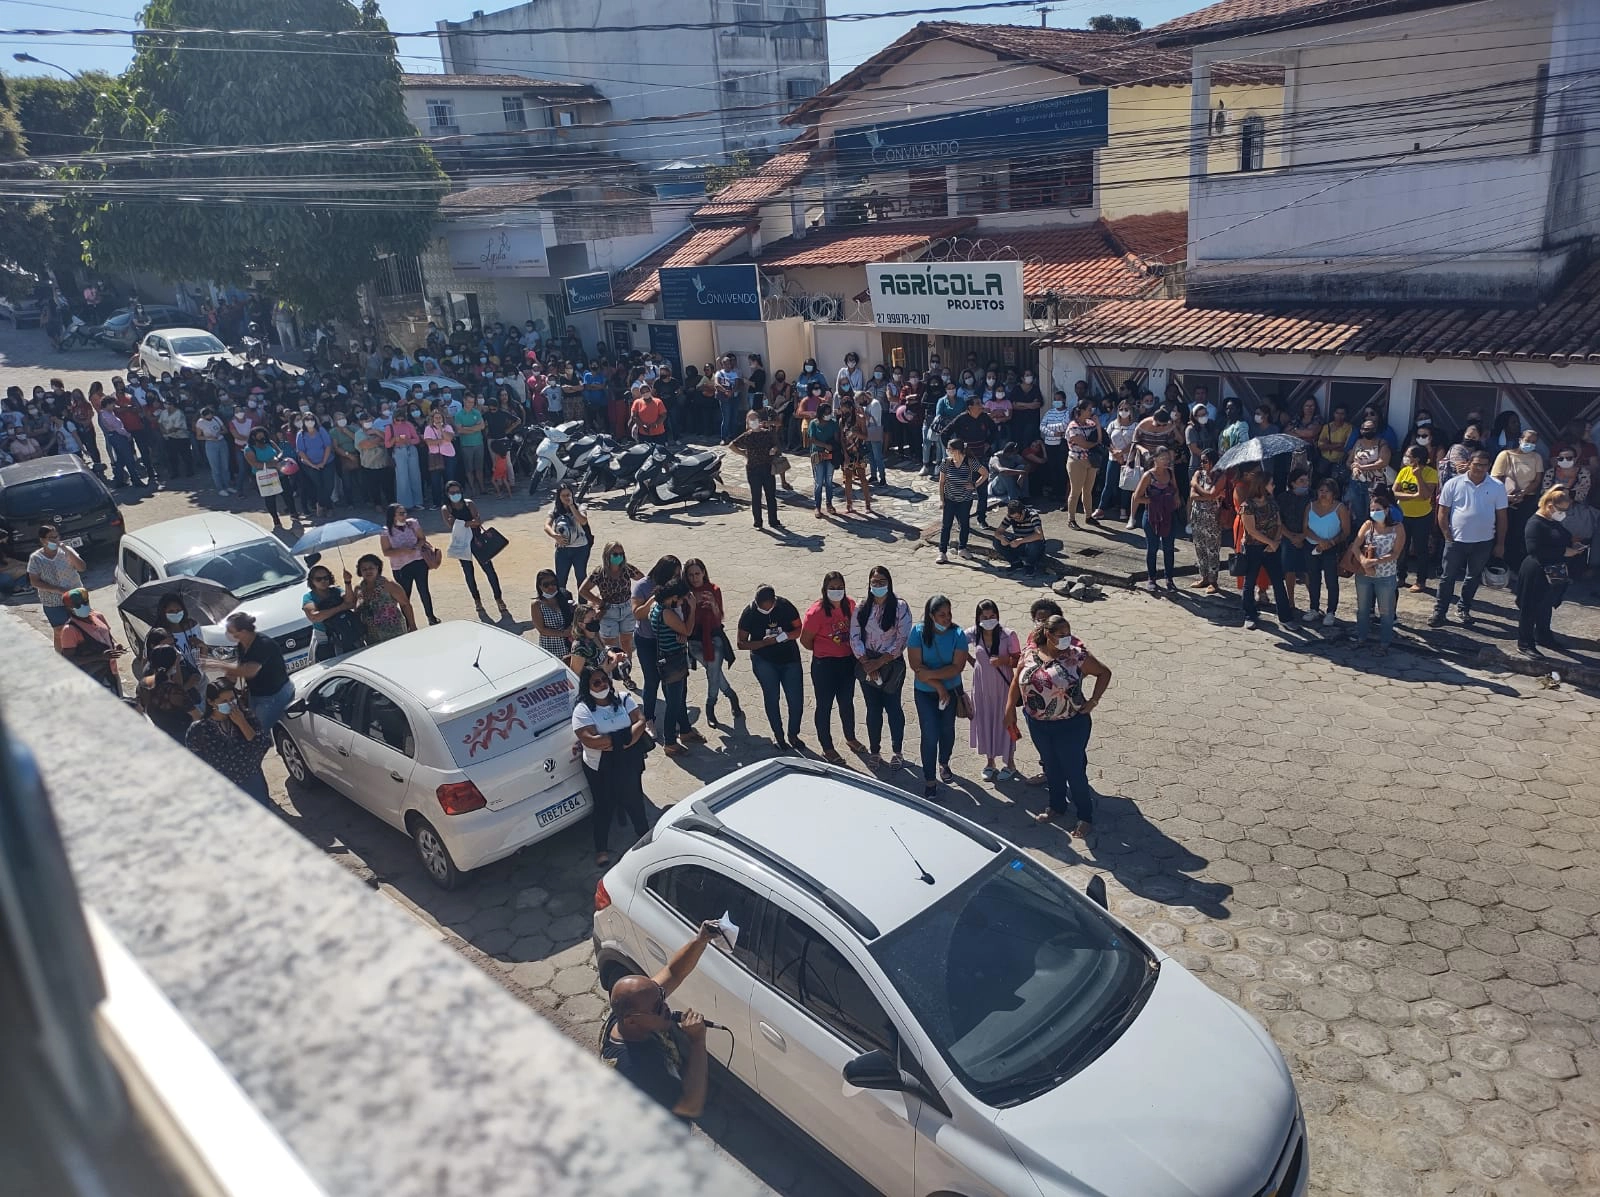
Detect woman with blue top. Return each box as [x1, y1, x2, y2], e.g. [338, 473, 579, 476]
[848, 564, 912, 771]
[807, 402, 840, 518]
[294, 413, 336, 521]
[907, 594, 970, 798]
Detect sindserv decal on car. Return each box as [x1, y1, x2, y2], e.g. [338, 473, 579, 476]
[445, 677, 576, 766]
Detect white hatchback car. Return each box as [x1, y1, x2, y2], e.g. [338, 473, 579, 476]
[137, 327, 243, 373]
[594, 760, 1307, 1197]
[114, 513, 314, 672]
[275, 622, 591, 888]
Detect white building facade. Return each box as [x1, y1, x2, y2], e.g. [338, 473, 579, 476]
[436, 0, 830, 166]
[1040, 0, 1600, 443]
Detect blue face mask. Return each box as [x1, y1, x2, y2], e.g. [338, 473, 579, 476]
[870, 584, 889, 598]
[215, 701, 233, 716]
[933, 620, 950, 633]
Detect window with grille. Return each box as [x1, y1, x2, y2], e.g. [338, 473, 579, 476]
[502, 96, 527, 131]
[734, 0, 763, 35]
[1239, 115, 1266, 172]
[425, 100, 455, 129]
[1011, 152, 1094, 210]
[786, 77, 820, 101]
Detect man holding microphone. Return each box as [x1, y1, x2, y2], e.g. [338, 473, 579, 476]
[602, 921, 724, 1119]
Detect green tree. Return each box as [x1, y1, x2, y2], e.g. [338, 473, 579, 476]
[0, 75, 58, 293]
[703, 150, 755, 195]
[80, 0, 446, 315]
[1087, 15, 1143, 33]
[10, 71, 113, 159]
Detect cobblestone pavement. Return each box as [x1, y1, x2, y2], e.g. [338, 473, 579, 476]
[6, 326, 1600, 1197]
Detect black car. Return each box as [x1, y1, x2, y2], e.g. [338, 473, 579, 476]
[0, 456, 123, 561]
[88, 305, 190, 351]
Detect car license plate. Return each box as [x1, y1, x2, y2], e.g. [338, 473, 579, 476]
[285, 651, 312, 674]
[64, 536, 84, 548]
[536, 792, 584, 827]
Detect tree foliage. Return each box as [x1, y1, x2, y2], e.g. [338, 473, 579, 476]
[703, 150, 756, 195]
[80, 0, 447, 315]
[0, 75, 58, 292]
[1087, 15, 1143, 32]
[9, 72, 113, 159]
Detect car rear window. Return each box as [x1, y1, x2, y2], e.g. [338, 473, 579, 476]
[0, 474, 103, 519]
[440, 676, 576, 768]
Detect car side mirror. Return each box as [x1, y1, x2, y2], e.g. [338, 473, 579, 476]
[842, 1049, 910, 1093]
[286, 698, 308, 717]
[1086, 874, 1108, 909]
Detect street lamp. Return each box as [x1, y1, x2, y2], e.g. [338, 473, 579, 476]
[11, 53, 81, 82]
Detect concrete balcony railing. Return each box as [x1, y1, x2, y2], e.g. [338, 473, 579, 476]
[1191, 154, 1553, 266]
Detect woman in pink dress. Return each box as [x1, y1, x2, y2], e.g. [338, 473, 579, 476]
[967, 599, 1020, 780]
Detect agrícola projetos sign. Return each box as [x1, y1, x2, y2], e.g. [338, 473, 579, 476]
[866, 261, 1025, 333]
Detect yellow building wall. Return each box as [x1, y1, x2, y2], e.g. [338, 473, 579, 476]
[1101, 82, 1284, 220]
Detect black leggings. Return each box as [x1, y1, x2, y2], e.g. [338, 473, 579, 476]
[395, 559, 436, 622]
[859, 673, 906, 755]
[583, 759, 649, 855]
[1305, 547, 1341, 616]
[810, 655, 857, 752]
[460, 557, 503, 604]
[1400, 514, 1434, 585]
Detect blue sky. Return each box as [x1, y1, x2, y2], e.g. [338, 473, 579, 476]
[1, 0, 1200, 82]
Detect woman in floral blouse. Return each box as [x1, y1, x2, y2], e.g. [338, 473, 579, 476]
[185, 680, 272, 808]
[1004, 614, 1111, 840]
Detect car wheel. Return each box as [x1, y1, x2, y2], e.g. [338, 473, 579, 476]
[274, 728, 314, 785]
[411, 816, 462, 889]
[598, 956, 642, 993]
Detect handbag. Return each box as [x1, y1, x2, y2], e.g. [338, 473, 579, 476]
[1119, 461, 1144, 491]
[420, 543, 442, 570]
[1229, 551, 1247, 578]
[446, 520, 475, 561]
[1543, 562, 1570, 584]
[954, 689, 973, 720]
[472, 526, 509, 561]
[855, 656, 906, 690]
[658, 644, 690, 685]
[255, 467, 283, 496]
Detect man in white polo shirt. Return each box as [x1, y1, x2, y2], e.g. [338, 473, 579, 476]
[1430, 450, 1507, 627]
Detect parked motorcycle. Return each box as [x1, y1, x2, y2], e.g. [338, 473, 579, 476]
[56, 316, 93, 351]
[525, 421, 585, 497]
[625, 445, 728, 519]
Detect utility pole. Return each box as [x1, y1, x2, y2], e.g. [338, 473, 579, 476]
[1035, 4, 1053, 26]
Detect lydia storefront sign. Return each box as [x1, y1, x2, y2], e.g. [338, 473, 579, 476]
[866, 261, 1025, 333]
[563, 271, 613, 314]
[834, 91, 1108, 173]
[445, 225, 549, 277]
[658, 264, 762, 321]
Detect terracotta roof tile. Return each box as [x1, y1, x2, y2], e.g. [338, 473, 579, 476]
[1142, 0, 1458, 46]
[612, 226, 752, 306]
[1038, 260, 1600, 364]
[789, 22, 1281, 124]
[693, 151, 815, 223]
[756, 218, 976, 269]
[1102, 210, 1190, 267]
[955, 224, 1165, 298]
[439, 182, 572, 211]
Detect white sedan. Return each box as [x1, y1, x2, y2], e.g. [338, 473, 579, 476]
[137, 327, 243, 373]
[275, 622, 591, 888]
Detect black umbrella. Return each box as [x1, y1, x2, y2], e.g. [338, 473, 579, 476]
[117, 576, 240, 627]
[1215, 433, 1307, 472]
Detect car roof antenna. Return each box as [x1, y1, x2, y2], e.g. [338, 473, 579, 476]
[892, 828, 935, 885]
[470, 644, 494, 688]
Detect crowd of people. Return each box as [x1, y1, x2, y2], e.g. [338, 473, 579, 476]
[8, 314, 1595, 820]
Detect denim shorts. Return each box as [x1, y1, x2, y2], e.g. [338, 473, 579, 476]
[1279, 541, 1311, 574]
[44, 604, 71, 628]
[598, 600, 637, 640]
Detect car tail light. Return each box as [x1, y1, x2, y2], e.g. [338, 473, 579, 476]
[436, 780, 487, 815]
[594, 878, 612, 911]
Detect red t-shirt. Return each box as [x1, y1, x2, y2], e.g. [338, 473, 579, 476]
[801, 598, 855, 659]
[631, 395, 667, 436]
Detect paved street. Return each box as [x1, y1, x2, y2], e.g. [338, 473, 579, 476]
[5, 325, 1600, 1197]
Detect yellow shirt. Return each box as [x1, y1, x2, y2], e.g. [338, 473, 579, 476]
[1393, 464, 1437, 518]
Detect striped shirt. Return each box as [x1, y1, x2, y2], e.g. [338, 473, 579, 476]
[1001, 507, 1042, 541]
[940, 459, 979, 504]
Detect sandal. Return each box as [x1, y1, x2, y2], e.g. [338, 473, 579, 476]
[663, 743, 686, 757]
[939, 765, 955, 784]
[981, 766, 999, 781]
[1032, 809, 1059, 824]
[823, 748, 845, 764]
[1073, 820, 1093, 841]
[845, 739, 867, 753]
[888, 753, 904, 770]
[924, 781, 938, 798]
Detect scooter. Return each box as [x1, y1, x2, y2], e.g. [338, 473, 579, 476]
[57, 315, 92, 350]
[526, 421, 585, 497]
[625, 445, 728, 519]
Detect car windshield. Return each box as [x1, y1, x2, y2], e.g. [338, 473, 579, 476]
[168, 540, 304, 599]
[870, 855, 1155, 1108]
[170, 334, 226, 355]
[0, 473, 102, 519]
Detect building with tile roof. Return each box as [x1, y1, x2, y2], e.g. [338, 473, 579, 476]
[1037, 0, 1600, 449]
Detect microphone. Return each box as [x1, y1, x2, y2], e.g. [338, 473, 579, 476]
[671, 1010, 726, 1030]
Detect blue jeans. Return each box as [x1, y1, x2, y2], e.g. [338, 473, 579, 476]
[812, 459, 835, 508]
[752, 655, 803, 741]
[914, 688, 958, 782]
[554, 544, 592, 590]
[660, 675, 689, 747]
[249, 680, 297, 733]
[922, 424, 944, 470]
[1097, 459, 1123, 512]
[1028, 712, 1094, 822]
[859, 668, 906, 756]
[867, 441, 886, 483]
[238, 768, 273, 809]
[1001, 539, 1045, 569]
[1143, 513, 1176, 584]
[637, 636, 660, 721]
[1354, 573, 1399, 646]
[1432, 539, 1494, 619]
[203, 438, 230, 490]
[106, 431, 142, 484]
[719, 398, 742, 442]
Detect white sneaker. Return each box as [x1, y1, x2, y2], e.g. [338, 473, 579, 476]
[1301, 609, 1323, 622]
[959, 548, 973, 560]
[1322, 612, 1337, 628]
[218, 487, 231, 496]
[1124, 519, 1137, 530]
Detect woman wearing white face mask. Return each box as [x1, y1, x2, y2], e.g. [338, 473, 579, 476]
[186, 680, 271, 808]
[26, 524, 85, 634]
[967, 599, 1020, 781]
[1491, 429, 1544, 569]
[570, 664, 649, 867]
[908, 594, 969, 797]
[800, 570, 861, 763]
[1515, 486, 1586, 657]
[1345, 481, 1406, 657]
[1004, 614, 1110, 839]
[848, 565, 911, 769]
